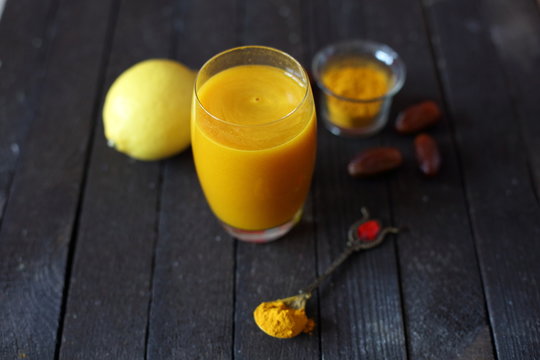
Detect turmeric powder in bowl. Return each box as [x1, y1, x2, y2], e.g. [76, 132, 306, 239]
[322, 61, 390, 129]
[312, 40, 406, 137]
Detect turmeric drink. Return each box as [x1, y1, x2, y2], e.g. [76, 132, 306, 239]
[192, 46, 316, 242]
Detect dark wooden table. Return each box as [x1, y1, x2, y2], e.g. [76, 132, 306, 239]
[1, 0, 540, 359]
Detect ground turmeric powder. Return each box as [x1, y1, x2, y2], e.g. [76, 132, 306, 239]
[322, 62, 390, 129]
[253, 300, 315, 338]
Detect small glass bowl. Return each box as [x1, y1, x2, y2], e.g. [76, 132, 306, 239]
[312, 40, 406, 137]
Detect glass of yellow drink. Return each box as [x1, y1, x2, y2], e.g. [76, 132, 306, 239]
[192, 46, 317, 243]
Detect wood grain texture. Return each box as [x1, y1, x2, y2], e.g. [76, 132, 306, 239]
[235, 221, 319, 360]
[423, 0, 540, 357]
[313, 132, 407, 360]
[0, 0, 539, 358]
[315, 133, 406, 359]
[147, 152, 235, 360]
[0, 0, 116, 358]
[362, 0, 496, 358]
[308, 1, 407, 358]
[232, 0, 320, 359]
[0, 0, 56, 221]
[146, 1, 237, 359]
[482, 0, 540, 199]
[241, 0, 304, 60]
[57, 0, 174, 358]
[174, 0, 239, 69]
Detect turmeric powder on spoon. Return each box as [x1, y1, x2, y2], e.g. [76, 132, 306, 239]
[253, 300, 315, 338]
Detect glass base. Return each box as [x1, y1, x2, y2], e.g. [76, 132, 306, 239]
[221, 209, 303, 243]
[322, 111, 387, 137]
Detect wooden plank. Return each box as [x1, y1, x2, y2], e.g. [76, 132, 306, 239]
[307, 0, 365, 49]
[172, 0, 239, 69]
[147, 152, 235, 359]
[363, 0, 495, 357]
[241, 0, 304, 60]
[56, 0, 173, 358]
[482, 0, 540, 198]
[313, 134, 407, 360]
[423, 0, 540, 357]
[145, 0, 237, 358]
[0, 0, 116, 358]
[231, 1, 320, 358]
[308, 1, 407, 358]
[0, 0, 56, 221]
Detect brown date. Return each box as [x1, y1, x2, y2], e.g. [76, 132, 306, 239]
[414, 133, 441, 176]
[395, 100, 441, 134]
[348, 147, 403, 177]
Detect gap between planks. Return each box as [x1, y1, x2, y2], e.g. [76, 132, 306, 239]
[52, 0, 122, 357]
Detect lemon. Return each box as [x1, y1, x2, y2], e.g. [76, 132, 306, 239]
[103, 59, 196, 161]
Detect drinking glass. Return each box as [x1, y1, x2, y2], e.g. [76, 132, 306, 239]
[192, 46, 317, 243]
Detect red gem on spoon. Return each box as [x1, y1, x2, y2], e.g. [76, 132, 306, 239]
[357, 220, 381, 241]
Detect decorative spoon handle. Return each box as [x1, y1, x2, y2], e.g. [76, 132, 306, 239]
[300, 208, 399, 297]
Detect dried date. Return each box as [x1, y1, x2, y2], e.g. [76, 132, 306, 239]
[348, 147, 403, 177]
[395, 100, 441, 134]
[414, 133, 441, 176]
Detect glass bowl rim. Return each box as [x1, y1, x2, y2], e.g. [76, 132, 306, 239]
[311, 39, 407, 103]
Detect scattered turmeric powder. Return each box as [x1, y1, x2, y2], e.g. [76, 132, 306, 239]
[253, 300, 315, 338]
[322, 62, 390, 129]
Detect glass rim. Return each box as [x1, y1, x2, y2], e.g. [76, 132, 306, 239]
[194, 45, 311, 128]
[311, 39, 406, 103]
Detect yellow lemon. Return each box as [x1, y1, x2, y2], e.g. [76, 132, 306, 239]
[103, 59, 196, 161]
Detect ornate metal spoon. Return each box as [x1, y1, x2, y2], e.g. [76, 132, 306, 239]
[271, 207, 400, 311]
